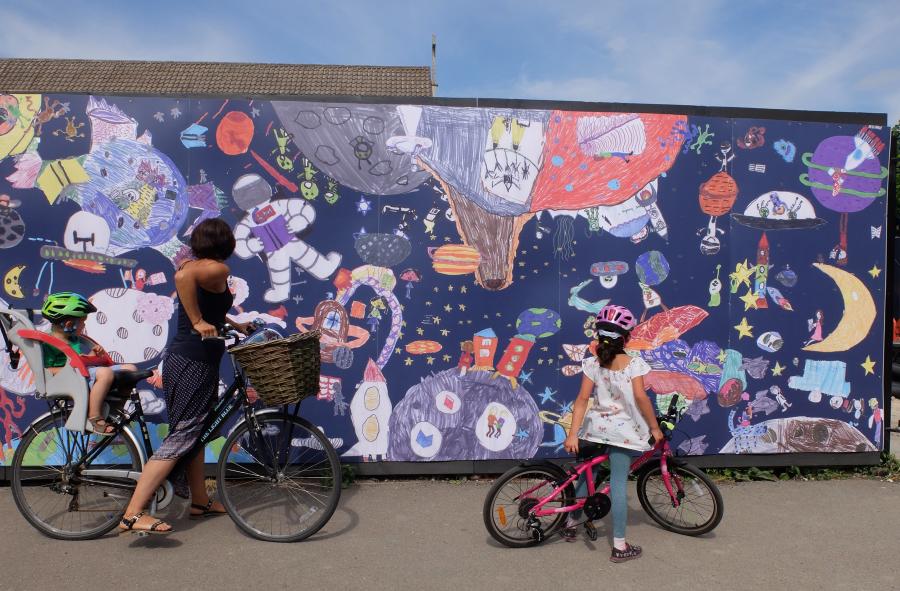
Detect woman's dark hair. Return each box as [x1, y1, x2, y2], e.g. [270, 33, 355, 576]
[594, 320, 629, 368]
[190, 218, 236, 261]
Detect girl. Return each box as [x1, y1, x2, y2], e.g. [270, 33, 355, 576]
[562, 304, 664, 563]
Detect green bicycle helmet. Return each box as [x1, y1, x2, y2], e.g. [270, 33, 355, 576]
[41, 291, 97, 323]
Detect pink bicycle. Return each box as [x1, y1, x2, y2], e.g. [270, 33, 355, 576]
[483, 396, 723, 547]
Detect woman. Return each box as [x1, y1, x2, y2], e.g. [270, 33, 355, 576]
[119, 219, 251, 534]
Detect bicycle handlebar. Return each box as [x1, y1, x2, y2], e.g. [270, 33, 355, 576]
[191, 319, 265, 342]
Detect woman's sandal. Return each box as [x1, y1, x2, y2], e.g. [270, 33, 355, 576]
[189, 499, 227, 519]
[86, 416, 115, 437]
[119, 512, 172, 536]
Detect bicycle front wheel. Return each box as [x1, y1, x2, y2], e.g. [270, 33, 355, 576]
[10, 410, 142, 540]
[636, 462, 723, 535]
[217, 412, 341, 542]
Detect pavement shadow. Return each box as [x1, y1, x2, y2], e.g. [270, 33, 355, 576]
[228, 485, 361, 543]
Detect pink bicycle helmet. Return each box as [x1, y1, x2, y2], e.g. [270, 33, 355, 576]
[595, 304, 636, 333]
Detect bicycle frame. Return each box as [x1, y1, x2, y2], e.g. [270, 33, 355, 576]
[527, 438, 682, 518]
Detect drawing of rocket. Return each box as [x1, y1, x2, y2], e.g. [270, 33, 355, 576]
[754, 232, 770, 309]
[343, 358, 392, 461]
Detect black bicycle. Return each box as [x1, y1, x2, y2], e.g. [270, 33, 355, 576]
[6, 321, 341, 542]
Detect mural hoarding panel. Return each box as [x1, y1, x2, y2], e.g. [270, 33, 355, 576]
[0, 93, 890, 466]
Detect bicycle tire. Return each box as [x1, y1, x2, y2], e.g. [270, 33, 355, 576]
[482, 463, 574, 548]
[217, 412, 341, 542]
[636, 462, 723, 536]
[10, 410, 142, 540]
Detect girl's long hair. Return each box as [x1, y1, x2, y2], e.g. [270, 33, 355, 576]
[594, 321, 629, 368]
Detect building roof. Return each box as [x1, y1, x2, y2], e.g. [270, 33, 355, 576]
[0, 58, 434, 97]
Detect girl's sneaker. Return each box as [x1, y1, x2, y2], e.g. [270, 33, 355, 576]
[610, 543, 642, 563]
[559, 525, 578, 542]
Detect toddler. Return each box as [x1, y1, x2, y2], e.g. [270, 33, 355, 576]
[41, 292, 137, 435]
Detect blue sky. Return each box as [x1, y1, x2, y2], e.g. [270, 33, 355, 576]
[2, 1, 898, 123]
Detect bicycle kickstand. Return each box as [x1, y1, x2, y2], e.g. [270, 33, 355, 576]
[584, 520, 598, 541]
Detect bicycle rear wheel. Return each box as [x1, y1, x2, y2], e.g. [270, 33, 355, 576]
[10, 410, 141, 540]
[217, 412, 341, 542]
[636, 462, 723, 535]
[482, 463, 574, 548]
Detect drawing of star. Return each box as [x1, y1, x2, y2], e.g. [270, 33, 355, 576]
[401, 320, 408, 327]
[771, 362, 785, 377]
[518, 369, 533, 385]
[443, 236, 451, 242]
[537, 358, 545, 365]
[458, 304, 466, 311]
[495, 312, 501, 317]
[460, 285, 467, 294]
[395, 347, 402, 354]
[250, 107, 261, 118]
[170, 106, 182, 119]
[734, 317, 753, 339]
[356, 196, 373, 215]
[467, 320, 472, 324]
[547, 358, 554, 365]
[515, 429, 530, 440]
[518, 261, 526, 267]
[448, 285, 454, 292]
[425, 301, 432, 307]
[538, 387, 557, 405]
[440, 328, 450, 336]
[483, 314, 489, 319]
[430, 234, 437, 241]
[416, 327, 425, 335]
[426, 356, 435, 365]
[685, 399, 710, 422]
[443, 304, 452, 312]
[558, 400, 573, 414]
[861, 355, 876, 376]
[433, 286, 440, 293]
[404, 357, 413, 366]
[868, 265, 882, 278]
[739, 290, 759, 311]
[442, 355, 451, 363]
[717, 350, 728, 363]
[292, 294, 303, 305]
[153, 111, 165, 122]
[398, 331, 404, 339]
[730, 259, 754, 291]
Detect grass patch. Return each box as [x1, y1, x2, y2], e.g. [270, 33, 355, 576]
[707, 452, 900, 482]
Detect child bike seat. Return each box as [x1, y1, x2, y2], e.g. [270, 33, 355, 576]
[0, 307, 91, 433]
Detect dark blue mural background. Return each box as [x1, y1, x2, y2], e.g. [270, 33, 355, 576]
[0, 94, 890, 464]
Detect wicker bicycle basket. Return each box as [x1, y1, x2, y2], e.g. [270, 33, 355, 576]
[230, 330, 321, 406]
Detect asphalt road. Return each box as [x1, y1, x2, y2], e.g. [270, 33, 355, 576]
[0, 476, 897, 591]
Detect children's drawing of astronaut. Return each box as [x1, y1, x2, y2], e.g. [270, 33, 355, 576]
[233, 176, 341, 303]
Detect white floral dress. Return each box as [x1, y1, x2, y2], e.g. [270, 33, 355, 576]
[578, 355, 652, 452]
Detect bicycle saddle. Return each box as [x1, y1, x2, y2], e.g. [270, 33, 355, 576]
[110, 369, 154, 395]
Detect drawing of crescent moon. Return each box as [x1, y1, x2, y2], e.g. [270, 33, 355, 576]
[802, 263, 875, 353]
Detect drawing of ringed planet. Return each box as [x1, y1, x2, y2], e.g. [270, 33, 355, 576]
[731, 191, 826, 230]
[802, 263, 875, 353]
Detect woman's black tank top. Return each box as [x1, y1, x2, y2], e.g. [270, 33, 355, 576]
[167, 285, 234, 364]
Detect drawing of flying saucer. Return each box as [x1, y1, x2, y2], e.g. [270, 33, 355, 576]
[731, 191, 825, 230]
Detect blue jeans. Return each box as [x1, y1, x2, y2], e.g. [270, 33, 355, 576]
[569, 442, 632, 539]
